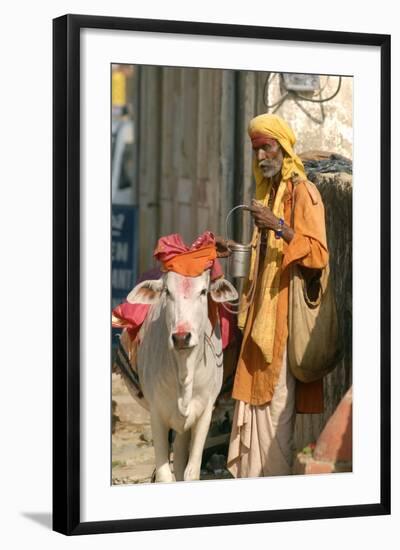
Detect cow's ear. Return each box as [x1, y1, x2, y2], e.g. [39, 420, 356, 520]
[209, 278, 238, 303]
[127, 279, 164, 304]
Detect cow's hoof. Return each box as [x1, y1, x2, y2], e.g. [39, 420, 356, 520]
[156, 476, 174, 483]
[155, 471, 174, 483]
[184, 464, 200, 481]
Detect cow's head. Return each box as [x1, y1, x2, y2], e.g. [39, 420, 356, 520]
[127, 270, 238, 352]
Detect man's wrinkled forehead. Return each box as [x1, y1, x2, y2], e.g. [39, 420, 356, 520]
[250, 132, 280, 150]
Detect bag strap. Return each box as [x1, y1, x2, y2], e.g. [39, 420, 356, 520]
[290, 181, 297, 229]
[304, 180, 319, 205]
[291, 179, 329, 295]
[291, 178, 320, 226]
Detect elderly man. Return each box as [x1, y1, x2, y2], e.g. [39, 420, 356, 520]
[218, 113, 329, 478]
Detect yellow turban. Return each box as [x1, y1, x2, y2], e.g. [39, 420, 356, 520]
[248, 113, 307, 200]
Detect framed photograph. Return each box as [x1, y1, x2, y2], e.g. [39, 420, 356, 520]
[53, 14, 390, 535]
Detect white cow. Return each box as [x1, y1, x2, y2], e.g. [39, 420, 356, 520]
[126, 269, 238, 482]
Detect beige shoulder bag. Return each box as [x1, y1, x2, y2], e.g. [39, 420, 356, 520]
[287, 183, 342, 383]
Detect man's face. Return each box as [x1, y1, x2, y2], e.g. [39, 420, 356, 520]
[254, 138, 284, 179]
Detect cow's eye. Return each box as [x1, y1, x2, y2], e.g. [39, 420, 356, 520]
[165, 288, 171, 297]
[200, 289, 207, 296]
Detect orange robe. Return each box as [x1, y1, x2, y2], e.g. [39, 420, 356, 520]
[231, 179, 329, 413]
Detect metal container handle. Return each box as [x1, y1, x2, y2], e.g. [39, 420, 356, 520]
[225, 204, 252, 245]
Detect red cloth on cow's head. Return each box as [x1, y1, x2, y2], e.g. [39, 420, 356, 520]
[153, 231, 223, 279]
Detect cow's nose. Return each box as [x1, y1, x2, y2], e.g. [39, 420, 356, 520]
[172, 332, 192, 349]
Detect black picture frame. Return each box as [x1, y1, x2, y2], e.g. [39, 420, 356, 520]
[53, 14, 391, 535]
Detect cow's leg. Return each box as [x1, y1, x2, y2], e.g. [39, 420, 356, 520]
[173, 430, 190, 481]
[150, 413, 174, 482]
[184, 403, 213, 481]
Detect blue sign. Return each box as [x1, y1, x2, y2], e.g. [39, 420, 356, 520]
[112, 205, 138, 344]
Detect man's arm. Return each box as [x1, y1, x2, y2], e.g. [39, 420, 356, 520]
[249, 185, 329, 270]
[248, 199, 294, 243]
[281, 182, 329, 270]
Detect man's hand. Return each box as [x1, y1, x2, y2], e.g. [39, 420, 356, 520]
[248, 199, 279, 231]
[215, 236, 232, 258]
[248, 199, 295, 243]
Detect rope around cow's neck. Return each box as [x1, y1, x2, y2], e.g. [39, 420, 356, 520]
[204, 332, 223, 368]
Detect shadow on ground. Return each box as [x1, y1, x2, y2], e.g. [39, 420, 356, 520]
[22, 512, 52, 530]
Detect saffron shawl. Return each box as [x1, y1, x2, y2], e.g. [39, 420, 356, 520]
[238, 114, 307, 363]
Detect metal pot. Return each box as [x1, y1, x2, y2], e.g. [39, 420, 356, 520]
[225, 205, 253, 279]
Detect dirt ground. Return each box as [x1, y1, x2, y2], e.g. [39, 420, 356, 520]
[112, 373, 234, 484]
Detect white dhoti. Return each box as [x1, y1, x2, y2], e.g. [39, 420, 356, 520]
[227, 350, 296, 478]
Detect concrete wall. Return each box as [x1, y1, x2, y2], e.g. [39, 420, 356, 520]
[259, 72, 353, 158]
